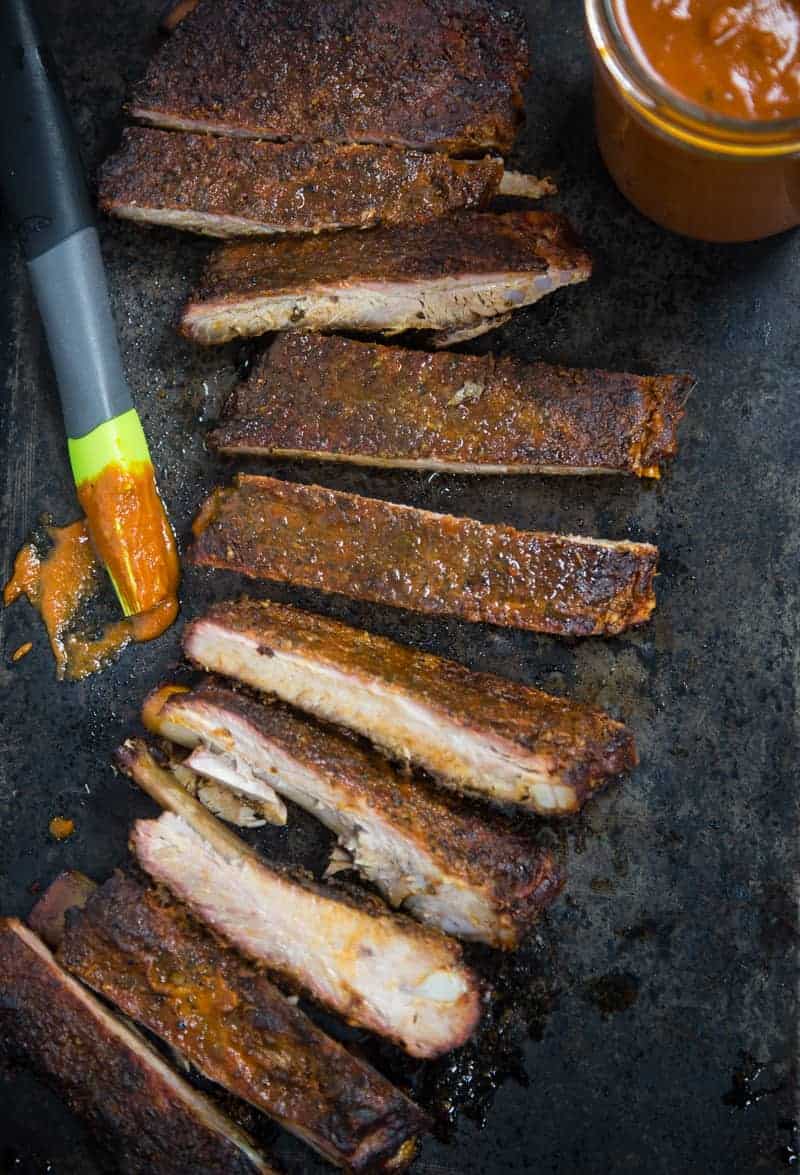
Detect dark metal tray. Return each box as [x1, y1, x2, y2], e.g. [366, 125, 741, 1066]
[0, 2, 797, 1171]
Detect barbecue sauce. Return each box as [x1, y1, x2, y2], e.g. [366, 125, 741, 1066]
[589, 0, 800, 240]
[4, 521, 99, 678]
[3, 464, 179, 681]
[618, 0, 800, 122]
[49, 817, 75, 841]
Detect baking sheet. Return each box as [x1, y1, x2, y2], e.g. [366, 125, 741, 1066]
[0, 1, 797, 1172]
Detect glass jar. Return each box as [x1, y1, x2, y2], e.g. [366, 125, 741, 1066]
[585, 0, 800, 242]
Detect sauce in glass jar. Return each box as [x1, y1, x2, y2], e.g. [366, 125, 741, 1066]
[586, 0, 800, 241]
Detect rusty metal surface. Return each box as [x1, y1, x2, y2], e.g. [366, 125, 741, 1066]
[0, 2, 797, 1172]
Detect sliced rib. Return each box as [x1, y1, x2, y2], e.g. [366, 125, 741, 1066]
[52, 872, 426, 1172]
[183, 600, 637, 815]
[129, 0, 529, 155]
[0, 918, 272, 1175]
[209, 333, 688, 477]
[119, 741, 482, 1059]
[178, 211, 591, 345]
[143, 681, 563, 947]
[189, 475, 657, 636]
[100, 130, 507, 238]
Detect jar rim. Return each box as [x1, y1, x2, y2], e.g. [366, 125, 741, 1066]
[586, 0, 800, 154]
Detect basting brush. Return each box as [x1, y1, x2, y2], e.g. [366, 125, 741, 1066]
[0, 0, 178, 623]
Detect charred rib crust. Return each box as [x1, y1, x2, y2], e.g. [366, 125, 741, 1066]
[0, 920, 270, 1175]
[148, 680, 563, 944]
[179, 211, 591, 343]
[210, 333, 689, 476]
[189, 476, 657, 636]
[59, 873, 426, 1172]
[100, 130, 503, 237]
[183, 600, 637, 808]
[185, 211, 586, 302]
[130, 0, 529, 154]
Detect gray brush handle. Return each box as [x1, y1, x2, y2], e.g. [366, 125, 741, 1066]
[27, 228, 134, 438]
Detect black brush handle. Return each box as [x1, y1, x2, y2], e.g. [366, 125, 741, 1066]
[0, 0, 94, 259]
[0, 0, 133, 437]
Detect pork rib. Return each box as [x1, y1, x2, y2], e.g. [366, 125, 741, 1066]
[209, 333, 688, 477]
[119, 741, 482, 1059]
[53, 872, 426, 1172]
[143, 681, 562, 947]
[100, 130, 510, 238]
[0, 919, 272, 1175]
[179, 211, 591, 345]
[129, 0, 529, 155]
[189, 475, 657, 636]
[183, 600, 637, 815]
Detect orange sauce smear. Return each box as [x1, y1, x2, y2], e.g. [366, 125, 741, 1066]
[3, 464, 180, 681]
[616, 0, 800, 121]
[49, 817, 75, 841]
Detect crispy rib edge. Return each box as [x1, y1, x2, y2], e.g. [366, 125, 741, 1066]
[0, 918, 273, 1173]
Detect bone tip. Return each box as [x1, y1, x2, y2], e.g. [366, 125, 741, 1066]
[114, 738, 141, 776]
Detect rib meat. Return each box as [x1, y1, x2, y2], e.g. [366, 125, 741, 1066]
[119, 741, 482, 1059]
[0, 919, 272, 1175]
[171, 748, 285, 827]
[179, 211, 591, 344]
[129, 0, 529, 155]
[142, 681, 563, 947]
[190, 475, 657, 636]
[209, 333, 689, 477]
[100, 130, 508, 238]
[184, 600, 637, 815]
[53, 873, 426, 1172]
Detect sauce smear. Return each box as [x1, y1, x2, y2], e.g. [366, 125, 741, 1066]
[616, 0, 800, 120]
[4, 521, 99, 678]
[49, 817, 75, 841]
[4, 458, 180, 680]
[4, 513, 178, 682]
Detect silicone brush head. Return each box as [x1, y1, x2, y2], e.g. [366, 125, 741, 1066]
[68, 410, 179, 620]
